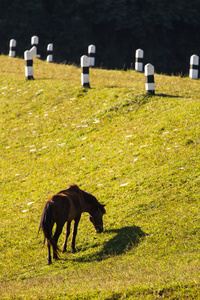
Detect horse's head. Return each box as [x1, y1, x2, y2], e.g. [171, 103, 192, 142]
[89, 204, 106, 233]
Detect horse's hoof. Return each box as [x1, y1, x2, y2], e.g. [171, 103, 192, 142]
[62, 248, 66, 253]
[54, 256, 59, 261]
[71, 248, 76, 253]
[48, 261, 52, 265]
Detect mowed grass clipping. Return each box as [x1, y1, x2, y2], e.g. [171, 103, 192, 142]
[0, 55, 200, 299]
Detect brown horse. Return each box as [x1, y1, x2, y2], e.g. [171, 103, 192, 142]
[38, 184, 106, 264]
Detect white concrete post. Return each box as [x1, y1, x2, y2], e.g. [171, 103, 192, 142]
[135, 48, 144, 72]
[9, 39, 17, 57]
[189, 54, 199, 79]
[31, 35, 41, 58]
[145, 63, 155, 94]
[24, 46, 36, 80]
[88, 44, 96, 67]
[47, 43, 53, 62]
[81, 55, 90, 87]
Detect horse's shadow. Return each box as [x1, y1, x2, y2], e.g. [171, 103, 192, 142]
[97, 226, 147, 259]
[101, 226, 146, 255]
[65, 225, 147, 263]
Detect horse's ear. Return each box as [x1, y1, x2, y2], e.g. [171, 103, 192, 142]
[100, 204, 106, 214]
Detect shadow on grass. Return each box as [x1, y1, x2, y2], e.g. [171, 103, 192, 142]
[62, 225, 147, 263]
[155, 93, 184, 98]
[97, 226, 147, 258]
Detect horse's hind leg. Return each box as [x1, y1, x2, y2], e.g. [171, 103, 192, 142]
[47, 240, 52, 265]
[52, 223, 64, 260]
[62, 221, 71, 253]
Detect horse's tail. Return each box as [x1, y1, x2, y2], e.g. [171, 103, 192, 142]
[38, 200, 59, 256]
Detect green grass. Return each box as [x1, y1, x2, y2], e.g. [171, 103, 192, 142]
[0, 55, 200, 299]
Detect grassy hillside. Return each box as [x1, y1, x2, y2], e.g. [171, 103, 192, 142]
[0, 55, 200, 299]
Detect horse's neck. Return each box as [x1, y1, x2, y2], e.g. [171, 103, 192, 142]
[81, 191, 97, 214]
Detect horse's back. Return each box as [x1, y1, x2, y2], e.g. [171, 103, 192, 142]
[51, 186, 82, 222]
[57, 185, 83, 209]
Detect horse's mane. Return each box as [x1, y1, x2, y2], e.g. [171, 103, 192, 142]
[82, 189, 106, 214]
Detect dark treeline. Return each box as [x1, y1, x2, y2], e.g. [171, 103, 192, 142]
[1, 0, 200, 74]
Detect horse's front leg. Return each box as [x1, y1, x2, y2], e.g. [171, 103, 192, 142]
[71, 215, 81, 253]
[62, 221, 71, 253]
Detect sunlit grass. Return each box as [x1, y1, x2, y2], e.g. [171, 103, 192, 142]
[0, 55, 200, 299]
